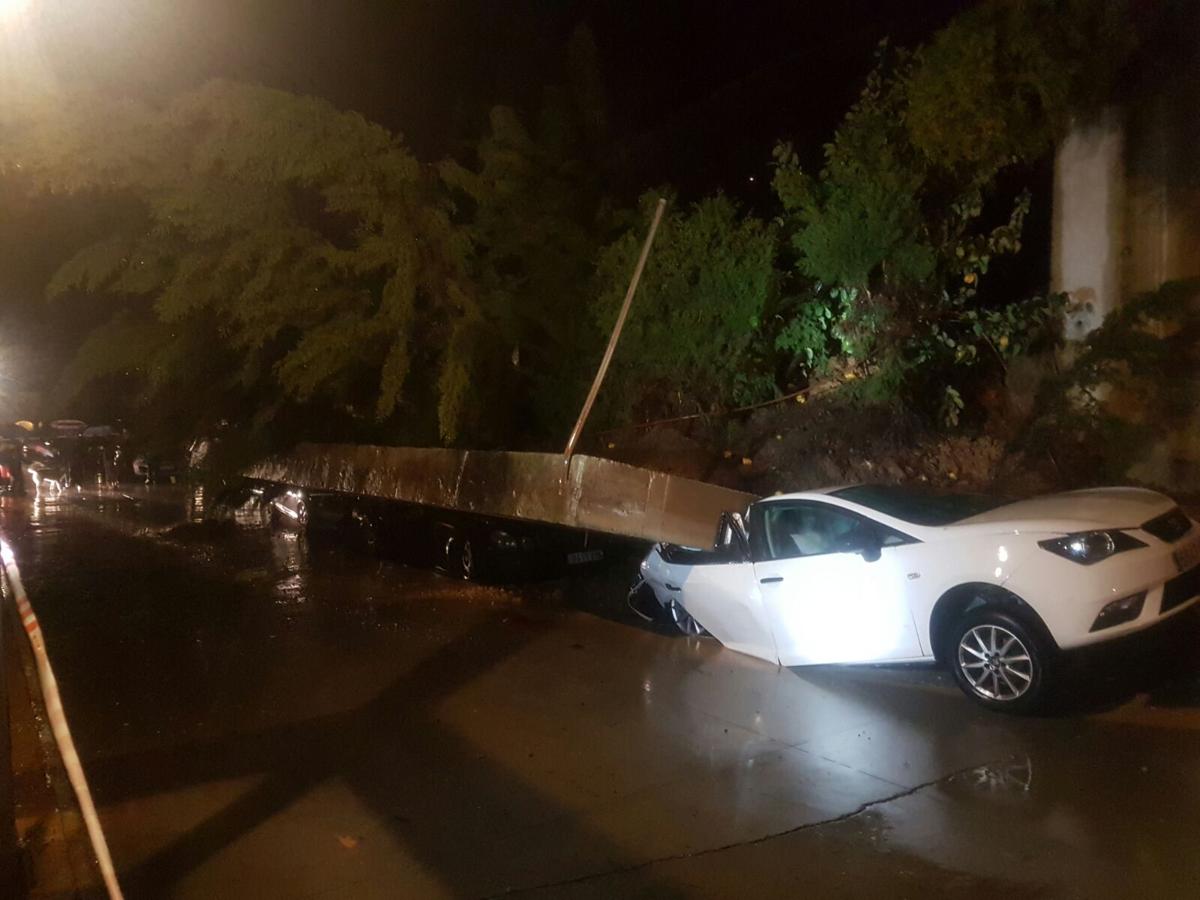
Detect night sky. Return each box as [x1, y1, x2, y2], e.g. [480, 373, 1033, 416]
[27, 0, 976, 197]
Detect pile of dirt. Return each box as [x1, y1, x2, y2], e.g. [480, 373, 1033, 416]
[598, 426, 720, 483]
[597, 391, 1060, 498]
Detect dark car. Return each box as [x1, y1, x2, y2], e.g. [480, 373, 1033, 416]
[132, 452, 182, 485]
[0, 438, 18, 493]
[0, 460, 16, 494]
[269, 486, 606, 583]
[390, 505, 605, 583]
[271, 489, 380, 554]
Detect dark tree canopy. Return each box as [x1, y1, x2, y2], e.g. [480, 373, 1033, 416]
[0, 1, 1160, 459]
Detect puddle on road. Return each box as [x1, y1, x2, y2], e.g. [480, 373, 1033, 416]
[5, 485, 552, 637]
[962, 756, 1034, 794]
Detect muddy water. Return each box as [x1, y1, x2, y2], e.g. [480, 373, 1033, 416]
[1, 487, 1199, 899]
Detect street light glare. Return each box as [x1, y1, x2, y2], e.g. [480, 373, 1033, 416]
[0, 0, 31, 23]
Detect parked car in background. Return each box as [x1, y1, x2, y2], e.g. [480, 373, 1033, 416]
[132, 453, 181, 484]
[0, 430, 26, 494]
[268, 486, 312, 528]
[409, 506, 605, 582]
[269, 486, 607, 583]
[635, 484, 1200, 712]
[20, 442, 68, 495]
[269, 489, 379, 556]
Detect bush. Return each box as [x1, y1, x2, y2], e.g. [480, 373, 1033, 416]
[592, 194, 781, 422]
[1021, 280, 1200, 483]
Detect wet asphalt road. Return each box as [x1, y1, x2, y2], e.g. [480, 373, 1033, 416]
[2, 487, 1200, 899]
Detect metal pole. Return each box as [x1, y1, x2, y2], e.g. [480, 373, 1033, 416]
[563, 197, 666, 464]
[0, 561, 20, 898]
[2, 540, 124, 899]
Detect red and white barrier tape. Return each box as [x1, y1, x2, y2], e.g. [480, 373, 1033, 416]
[0, 538, 124, 900]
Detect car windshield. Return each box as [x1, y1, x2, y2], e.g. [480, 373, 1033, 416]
[830, 484, 1007, 526]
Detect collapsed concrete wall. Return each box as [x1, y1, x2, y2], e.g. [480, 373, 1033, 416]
[245, 443, 757, 548]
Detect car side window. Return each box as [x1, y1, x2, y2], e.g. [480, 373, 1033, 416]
[760, 502, 875, 561]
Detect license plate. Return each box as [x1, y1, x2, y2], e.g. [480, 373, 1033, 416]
[567, 549, 604, 565]
[1173, 537, 1200, 573]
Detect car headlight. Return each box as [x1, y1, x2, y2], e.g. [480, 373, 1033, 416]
[1038, 530, 1146, 565]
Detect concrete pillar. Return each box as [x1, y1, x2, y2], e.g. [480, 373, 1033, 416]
[1052, 108, 1126, 339]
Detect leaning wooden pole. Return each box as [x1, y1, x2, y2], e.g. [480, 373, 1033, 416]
[563, 197, 667, 465]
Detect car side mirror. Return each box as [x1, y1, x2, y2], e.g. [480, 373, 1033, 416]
[859, 532, 882, 563]
[714, 511, 750, 562]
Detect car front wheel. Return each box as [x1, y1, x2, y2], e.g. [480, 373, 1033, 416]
[949, 609, 1050, 713]
[444, 535, 483, 582]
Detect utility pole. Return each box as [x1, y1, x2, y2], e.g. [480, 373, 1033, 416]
[0, 567, 21, 898]
[563, 197, 666, 465]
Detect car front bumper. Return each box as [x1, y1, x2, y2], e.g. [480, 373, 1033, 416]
[1012, 532, 1200, 650]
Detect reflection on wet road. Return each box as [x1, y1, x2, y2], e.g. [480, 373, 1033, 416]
[2, 488, 1200, 898]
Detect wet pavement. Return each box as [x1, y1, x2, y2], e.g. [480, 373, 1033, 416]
[2, 486, 1200, 898]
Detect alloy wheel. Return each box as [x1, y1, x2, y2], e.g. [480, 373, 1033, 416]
[957, 624, 1034, 702]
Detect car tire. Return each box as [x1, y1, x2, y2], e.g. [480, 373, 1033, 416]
[948, 608, 1051, 714]
[448, 536, 484, 582]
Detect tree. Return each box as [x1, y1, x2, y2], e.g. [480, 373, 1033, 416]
[771, 37, 1064, 424]
[905, 0, 1134, 175]
[0, 80, 479, 450]
[592, 193, 779, 422]
[439, 26, 616, 445]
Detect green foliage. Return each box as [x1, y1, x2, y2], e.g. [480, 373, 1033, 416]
[1, 80, 475, 446]
[593, 194, 779, 419]
[773, 56, 933, 291]
[765, 1, 1139, 427]
[1022, 280, 1200, 481]
[906, 0, 1134, 173]
[440, 92, 612, 445]
[939, 385, 965, 428]
[771, 36, 1068, 424]
[773, 300, 837, 371]
[0, 5, 1156, 452]
[1, 26, 618, 451]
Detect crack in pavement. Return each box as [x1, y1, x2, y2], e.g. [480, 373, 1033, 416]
[485, 757, 1005, 899]
[804, 749, 909, 790]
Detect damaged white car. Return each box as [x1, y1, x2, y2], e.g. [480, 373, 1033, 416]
[632, 484, 1200, 711]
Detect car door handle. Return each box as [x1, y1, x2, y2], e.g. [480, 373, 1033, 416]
[759, 576, 784, 584]
[664, 582, 682, 592]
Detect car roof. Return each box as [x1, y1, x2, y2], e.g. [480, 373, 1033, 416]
[751, 489, 922, 533]
[758, 484, 1016, 530]
[758, 487, 848, 502]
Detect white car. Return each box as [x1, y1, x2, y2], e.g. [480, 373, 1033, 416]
[634, 484, 1200, 711]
